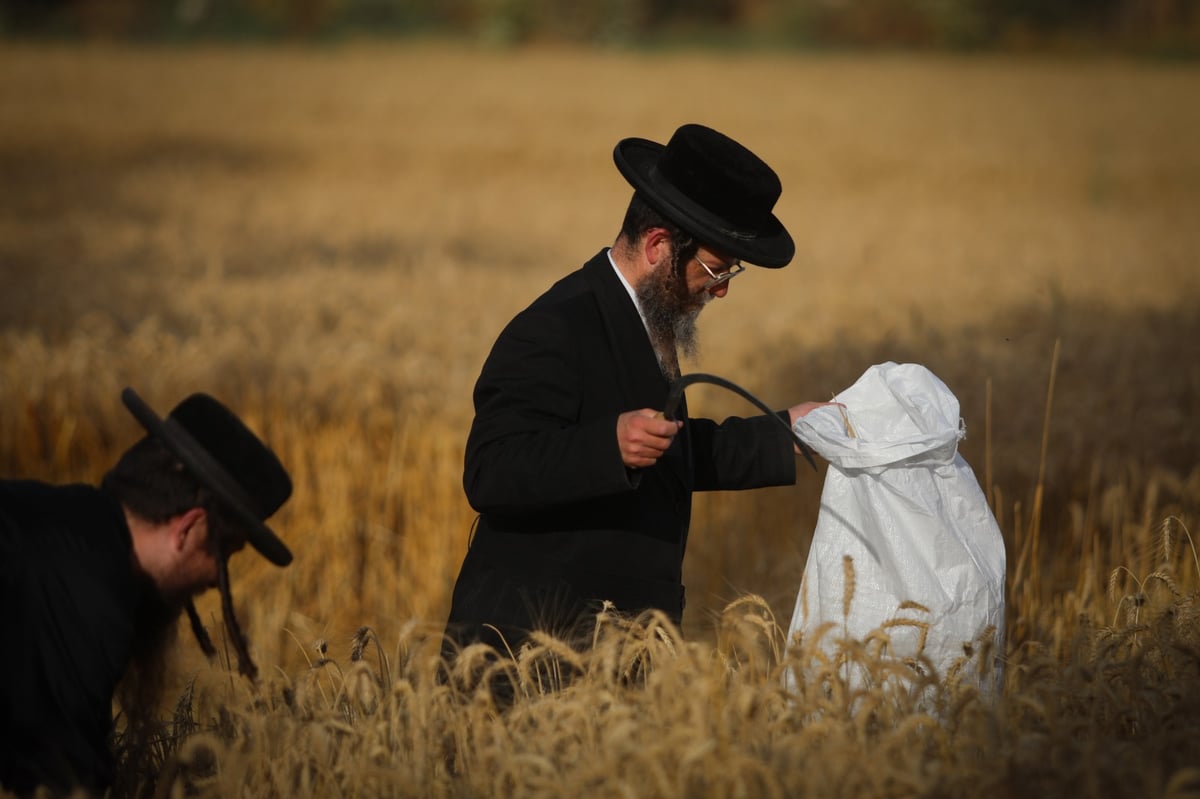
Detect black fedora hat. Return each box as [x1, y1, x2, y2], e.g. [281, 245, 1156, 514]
[120, 387, 293, 567]
[613, 123, 795, 268]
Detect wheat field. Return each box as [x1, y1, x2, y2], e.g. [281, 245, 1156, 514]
[1, 41, 1199, 797]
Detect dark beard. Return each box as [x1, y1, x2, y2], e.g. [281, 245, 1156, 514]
[636, 250, 704, 380]
[115, 575, 184, 730]
[108, 578, 188, 799]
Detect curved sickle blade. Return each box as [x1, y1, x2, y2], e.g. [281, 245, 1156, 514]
[663, 372, 818, 472]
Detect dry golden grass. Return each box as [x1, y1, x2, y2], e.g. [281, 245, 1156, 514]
[107, 588, 1200, 798]
[1, 41, 1199, 797]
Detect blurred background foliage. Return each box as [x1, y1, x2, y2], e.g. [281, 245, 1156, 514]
[1, 0, 1198, 55]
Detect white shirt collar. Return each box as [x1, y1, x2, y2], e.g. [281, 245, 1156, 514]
[607, 248, 648, 332]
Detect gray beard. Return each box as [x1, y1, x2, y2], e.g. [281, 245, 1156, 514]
[636, 256, 704, 379]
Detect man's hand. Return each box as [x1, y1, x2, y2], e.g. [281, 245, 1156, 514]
[617, 409, 683, 469]
[788, 400, 841, 455]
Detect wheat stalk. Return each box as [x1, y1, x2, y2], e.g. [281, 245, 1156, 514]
[842, 555, 857, 622]
[832, 393, 856, 438]
[1161, 515, 1199, 583]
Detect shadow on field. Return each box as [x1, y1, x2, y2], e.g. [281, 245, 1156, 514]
[0, 128, 427, 340]
[0, 133, 274, 331]
[0, 132, 403, 336]
[764, 296, 1200, 529]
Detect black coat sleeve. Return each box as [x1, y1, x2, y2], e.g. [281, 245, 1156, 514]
[463, 306, 636, 514]
[689, 411, 797, 492]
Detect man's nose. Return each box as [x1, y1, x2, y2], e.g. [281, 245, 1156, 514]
[708, 282, 730, 299]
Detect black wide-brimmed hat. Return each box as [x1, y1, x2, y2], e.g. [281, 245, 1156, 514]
[613, 123, 795, 268]
[121, 387, 294, 566]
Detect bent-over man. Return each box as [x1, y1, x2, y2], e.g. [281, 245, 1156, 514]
[1, 388, 293, 796]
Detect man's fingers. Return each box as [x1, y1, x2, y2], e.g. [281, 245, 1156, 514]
[618, 409, 682, 468]
[789, 400, 844, 425]
[628, 410, 681, 439]
[644, 411, 683, 435]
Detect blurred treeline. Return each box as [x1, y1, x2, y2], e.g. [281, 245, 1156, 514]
[2, 0, 1198, 54]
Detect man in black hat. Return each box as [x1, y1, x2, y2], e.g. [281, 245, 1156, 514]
[0, 388, 293, 797]
[444, 123, 830, 657]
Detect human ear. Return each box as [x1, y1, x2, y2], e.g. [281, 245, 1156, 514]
[173, 507, 208, 553]
[643, 228, 673, 266]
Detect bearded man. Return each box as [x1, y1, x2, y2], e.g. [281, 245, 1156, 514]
[443, 123, 829, 656]
[0, 388, 293, 797]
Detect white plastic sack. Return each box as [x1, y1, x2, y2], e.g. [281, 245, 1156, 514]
[787, 362, 1005, 689]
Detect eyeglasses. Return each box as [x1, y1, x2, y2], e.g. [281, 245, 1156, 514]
[694, 254, 746, 288]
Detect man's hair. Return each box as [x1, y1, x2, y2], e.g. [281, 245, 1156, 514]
[102, 435, 248, 552]
[619, 192, 700, 267]
[101, 436, 206, 525]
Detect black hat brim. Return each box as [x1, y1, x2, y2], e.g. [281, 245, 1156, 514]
[614, 137, 795, 268]
[121, 387, 293, 567]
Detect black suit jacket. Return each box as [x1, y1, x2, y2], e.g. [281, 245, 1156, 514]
[445, 249, 796, 649]
[0, 480, 147, 796]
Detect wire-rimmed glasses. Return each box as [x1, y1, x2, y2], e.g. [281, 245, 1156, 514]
[694, 254, 745, 288]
